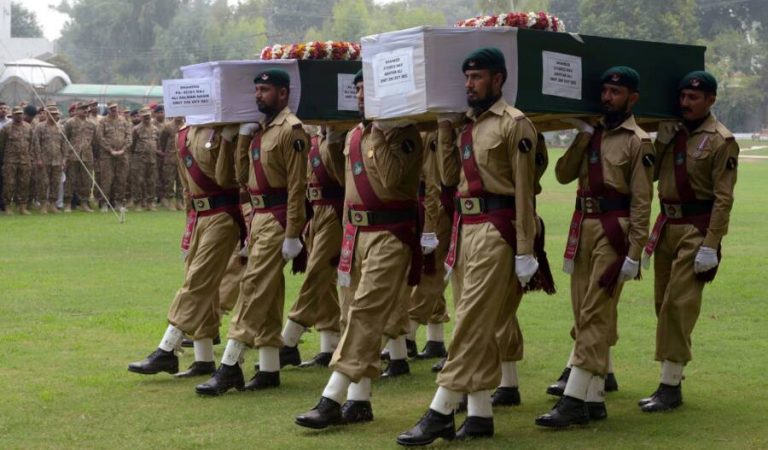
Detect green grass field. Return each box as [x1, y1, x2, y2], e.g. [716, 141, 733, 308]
[1, 147, 767, 449]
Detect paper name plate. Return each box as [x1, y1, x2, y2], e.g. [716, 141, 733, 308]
[361, 26, 705, 126]
[163, 59, 362, 125]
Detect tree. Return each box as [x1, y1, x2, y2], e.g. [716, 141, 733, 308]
[11, 2, 43, 38]
[579, 0, 700, 44]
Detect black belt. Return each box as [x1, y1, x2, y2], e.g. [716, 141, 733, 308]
[575, 196, 630, 214]
[348, 207, 417, 226]
[456, 195, 516, 216]
[249, 191, 288, 209]
[308, 185, 344, 201]
[661, 199, 714, 219]
[192, 192, 240, 212]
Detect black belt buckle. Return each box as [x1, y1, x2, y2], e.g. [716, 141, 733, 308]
[349, 210, 371, 226]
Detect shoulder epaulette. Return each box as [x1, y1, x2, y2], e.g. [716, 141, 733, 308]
[715, 122, 734, 141]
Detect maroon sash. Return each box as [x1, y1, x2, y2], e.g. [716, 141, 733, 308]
[308, 135, 343, 266]
[644, 129, 719, 282]
[337, 126, 421, 286]
[177, 127, 246, 250]
[563, 127, 633, 293]
[249, 130, 307, 273]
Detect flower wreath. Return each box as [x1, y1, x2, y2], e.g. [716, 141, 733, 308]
[456, 11, 564, 32]
[260, 41, 362, 60]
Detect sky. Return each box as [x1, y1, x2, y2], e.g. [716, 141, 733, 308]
[15, 0, 400, 41]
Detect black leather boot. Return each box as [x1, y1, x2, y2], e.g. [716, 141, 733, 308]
[382, 359, 410, 378]
[396, 409, 455, 446]
[640, 383, 682, 412]
[280, 345, 301, 368]
[127, 348, 178, 375]
[546, 367, 571, 396]
[406, 339, 418, 358]
[456, 416, 494, 440]
[491, 387, 521, 406]
[295, 397, 343, 429]
[431, 357, 446, 373]
[299, 352, 333, 368]
[341, 400, 374, 424]
[587, 401, 608, 420]
[195, 363, 245, 396]
[244, 370, 280, 390]
[415, 341, 447, 359]
[605, 372, 619, 392]
[535, 396, 590, 428]
[175, 361, 216, 378]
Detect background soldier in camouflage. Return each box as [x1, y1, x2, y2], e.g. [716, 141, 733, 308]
[158, 115, 184, 210]
[96, 103, 132, 211]
[129, 107, 159, 211]
[32, 106, 67, 214]
[0, 107, 34, 215]
[64, 104, 97, 212]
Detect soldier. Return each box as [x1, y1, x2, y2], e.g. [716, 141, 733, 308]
[32, 106, 67, 214]
[280, 125, 345, 369]
[195, 69, 308, 395]
[87, 100, 102, 124]
[129, 110, 141, 126]
[128, 124, 246, 379]
[0, 107, 34, 215]
[22, 105, 39, 210]
[129, 107, 159, 211]
[63, 104, 97, 212]
[0, 102, 7, 210]
[157, 115, 184, 210]
[639, 71, 738, 412]
[534, 66, 653, 428]
[293, 69, 424, 428]
[96, 103, 133, 211]
[396, 48, 540, 445]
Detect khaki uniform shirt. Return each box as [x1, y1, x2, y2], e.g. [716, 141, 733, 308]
[438, 98, 538, 255]
[653, 114, 738, 248]
[96, 116, 132, 156]
[131, 122, 159, 162]
[308, 131, 345, 186]
[245, 106, 309, 239]
[421, 131, 441, 234]
[555, 114, 654, 260]
[32, 121, 66, 166]
[64, 117, 96, 162]
[343, 122, 423, 209]
[0, 121, 34, 165]
[177, 126, 238, 200]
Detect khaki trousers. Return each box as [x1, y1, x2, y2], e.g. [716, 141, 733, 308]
[437, 222, 520, 392]
[569, 218, 627, 375]
[654, 223, 706, 363]
[100, 155, 129, 204]
[288, 205, 342, 332]
[167, 213, 240, 339]
[218, 242, 245, 314]
[2, 163, 31, 205]
[329, 230, 412, 381]
[408, 210, 452, 325]
[228, 212, 286, 348]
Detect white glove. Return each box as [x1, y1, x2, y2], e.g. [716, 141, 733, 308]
[515, 254, 539, 286]
[694, 246, 718, 273]
[420, 232, 439, 255]
[562, 118, 594, 135]
[239, 122, 260, 136]
[618, 257, 639, 283]
[282, 238, 303, 261]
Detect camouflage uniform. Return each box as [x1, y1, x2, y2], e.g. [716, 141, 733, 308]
[32, 117, 67, 211]
[63, 115, 97, 210]
[158, 120, 183, 208]
[130, 118, 159, 209]
[96, 113, 132, 207]
[0, 117, 34, 213]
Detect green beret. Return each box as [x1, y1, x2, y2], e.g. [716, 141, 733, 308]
[353, 69, 363, 85]
[678, 70, 717, 95]
[254, 69, 290, 88]
[462, 47, 507, 80]
[600, 66, 640, 91]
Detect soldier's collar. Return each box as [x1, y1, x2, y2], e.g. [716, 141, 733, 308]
[466, 97, 507, 121]
[688, 113, 717, 135]
[265, 105, 291, 128]
[599, 113, 638, 132]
